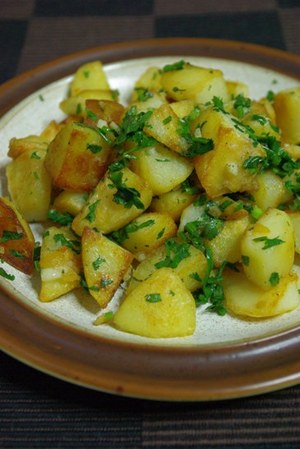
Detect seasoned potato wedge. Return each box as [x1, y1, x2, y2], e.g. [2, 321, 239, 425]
[111, 212, 177, 261]
[193, 108, 265, 197]
[130, 142, 193, 195]
[251, 170, 292, 211]
[72, 167, 153, 235]
[6, 147, 52, 222]
[240, 208, 295, 290]
[127, 238, 207, 293]
[82, 227, 133, 307]
[8, 135, 48, 159]
[224, 268, 300, 318]
[161, 61, 229, 104]
[0, 197, 35, 275]
[143, 103, 189, 154]
[114, 267, 196, 338]
[274, 87, 300, 144]
[39, 226, 82, 302]
[53, 191, 88, 217]
[70, 61, 111, 97]
[45, 121, 113, 192]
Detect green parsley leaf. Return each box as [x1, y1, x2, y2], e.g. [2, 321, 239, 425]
[48, 209, 74, 226]
[109, 170, 144, 210]
[162, 60, 185, 72]
[155, 238, 190, 269]
[87, 143, 102, 154]
[253, 235, 284, 250]
[269, 272, 280, 286]
[0, 266, 15, 281]
[145, 293, 162, 303]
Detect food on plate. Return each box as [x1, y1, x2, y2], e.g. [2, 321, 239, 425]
[2, 59, 300, 338]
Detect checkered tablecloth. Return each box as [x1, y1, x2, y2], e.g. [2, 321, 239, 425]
[1, 1, 300, 448]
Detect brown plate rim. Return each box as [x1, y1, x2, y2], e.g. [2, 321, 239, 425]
[1, 37, 300, 401]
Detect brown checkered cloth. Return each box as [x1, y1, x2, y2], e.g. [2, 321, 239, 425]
[1, 1, 300, 448]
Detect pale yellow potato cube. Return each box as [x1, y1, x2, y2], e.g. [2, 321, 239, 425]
[127, 239, 207, 293]
[251, 170, 292, 211]
[240, 208, 295, 290]
[81, 228, 133, 307]
[226, 80, 249, 98]
[45, 121, 113, 192]
[143, 103, 189, 154]
[274, 87, 300, 144]
[8, 135, 48, 159]
[193, 108, 265, 197]
[287, 211, 300, 255]
[60, 89, 114, 116]
[6, 148, 52, 222]
[112, 212, 177, 261]
[39, 226, 82, 302]
[72, 167, 153, 235]
[223, 268, 300, 318]
[150, 186, 198, 222]
[114, 267, 196, 338]
[169, 99, 195, 118]
[40, 120, 63, 143]
[161, 62, 229, 104]
[133, 66, 162, 93]
[70, 61, 110, 97]
[130, 143, 193, 195]
[207, 214, 250, 267]
[53, 191, 88, 216]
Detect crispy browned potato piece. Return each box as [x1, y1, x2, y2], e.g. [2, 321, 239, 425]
[0, 197, 35, 275]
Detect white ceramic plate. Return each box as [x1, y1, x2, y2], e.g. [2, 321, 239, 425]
[0, 39, 300, 400]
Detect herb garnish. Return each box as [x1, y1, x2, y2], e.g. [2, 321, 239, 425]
[108, 170, 144, 210]
[253, 235, 284, 250]
[145, 293, 162, 303]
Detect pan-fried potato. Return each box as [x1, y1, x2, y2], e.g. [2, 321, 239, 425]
[72, 167, 153, 235]
[39, 226, 82, 302]
[70, 60, 111, 97]
[81, 227, 133, 307]
[0, 197, 35, 275]
[274, 87, 300, 144]
[143, 103, 189, 154]
[250, 170, 292, 211]
[45, 121, 113, 192]
[223, 268, 300, 318]
[53, 191, 88, 217]
[111, 212, 177, 261]
[240, 208, 295, 290]
[130, 142, 193, 195]
[161, 61, 229, 104]
[113, 267, 196, 338]
[193, 107, 265, 197]
[127, 239, 207, 293]
[8, 135, 48, 159]
[6, 147, 52, 222]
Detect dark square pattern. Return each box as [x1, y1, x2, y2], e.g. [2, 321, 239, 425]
[0, 19, 27, 84]
[155, 11, 286, 50]
[277, 0, 300, 7]
[34, 0, 154, 16]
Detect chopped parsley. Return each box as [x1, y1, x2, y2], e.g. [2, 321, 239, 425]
[92, 256, 105, 270]
[253, 235, 284, 250]
[108, 170, 144, 210]
[155, 238, 190, 269]
[53, 233, 81, 254]
[162, 60, 185, 72]
[87, 143, 102, 154]
[0, 231, 23, 243]
[178, 107, 214, 158]
[48, 209, 74, 226]
[135, 87, 153, 102]
[145, 293, 162, 303]
[111, 219, 155, 245]
[0, 266, 15, 281]
[85, 200, 100, 223]
[269, 272, 280, 286]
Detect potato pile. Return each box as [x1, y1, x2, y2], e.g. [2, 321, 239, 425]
[2, 59, 300, 338]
